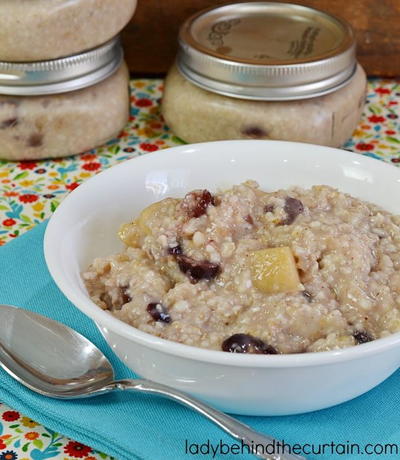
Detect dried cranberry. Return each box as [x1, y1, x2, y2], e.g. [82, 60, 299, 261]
[244, 215, 254, 225]
[176, 254, 220, 283]
[222, 333, 278, 354]
[0, 117, 18, 129]
[27, 133, 43, 147]
[302, 290, 313, 302]
[147, 302, 171, 323]
[183, 189, 216, 218]
[120, 286, 132, 304]
[167, 243, 183, 256]
[264, 204, 274, 213]
[353, 330, 374, 344]
[241, 126, 268, 138]
[99, 292, 112, 309]
[281, 197, 304, 225]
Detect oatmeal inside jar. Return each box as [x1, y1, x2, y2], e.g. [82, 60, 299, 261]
[0, 0, 137, 61]
[0, 63, 129, 161]
[83, 181, 400, 354]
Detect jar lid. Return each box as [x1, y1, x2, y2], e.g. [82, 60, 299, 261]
[178, 2, 357, 100]
[0, 37, 123, 96]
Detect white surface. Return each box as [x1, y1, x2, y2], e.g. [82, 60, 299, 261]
[44, 140, 400, 415]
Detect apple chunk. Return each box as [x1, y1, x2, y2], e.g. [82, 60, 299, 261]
[250, 247, 301, 294]
[118, 198, 180, 247]
[137, 198, 179, 235]
[118, 220, 141, 247]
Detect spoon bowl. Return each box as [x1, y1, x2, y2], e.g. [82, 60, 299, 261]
[0, 305, 304, 460]
[0, 305, 114, 398]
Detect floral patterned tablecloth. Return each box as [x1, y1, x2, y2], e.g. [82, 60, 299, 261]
[0, 77, 399, 460]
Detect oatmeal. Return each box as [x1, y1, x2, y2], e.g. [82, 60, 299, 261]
[0, 0, 137, 61]
[83, 182, 400, 354]
[162, 64, 366, 148]
[0, 63, 129, 160]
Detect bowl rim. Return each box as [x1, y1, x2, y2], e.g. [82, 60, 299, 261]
[44, 139, 400, 369]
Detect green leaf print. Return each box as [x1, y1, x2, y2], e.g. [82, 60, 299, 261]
[368, 104, 382, 115]
[50, 201, 59, 212]
[386, 136, 400, 144]
[13, 171, 29, 180]
[33, 438, 44, 449]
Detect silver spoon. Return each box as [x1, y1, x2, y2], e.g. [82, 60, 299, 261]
[0, 305, 305, 460]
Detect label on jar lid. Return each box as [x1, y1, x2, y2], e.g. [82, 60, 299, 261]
[178, 2, 357, 100]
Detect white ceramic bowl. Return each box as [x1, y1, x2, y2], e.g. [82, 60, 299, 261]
[44, 140, 400, 416]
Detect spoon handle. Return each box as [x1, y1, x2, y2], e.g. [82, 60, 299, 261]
[109, 379, 306, 460]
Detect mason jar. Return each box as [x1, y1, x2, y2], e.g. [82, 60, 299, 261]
[0, 0, 137, 61]
[162, 2, 367, 148]
[0, 38, 130, 161]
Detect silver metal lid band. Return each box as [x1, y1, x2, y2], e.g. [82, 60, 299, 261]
[0, 37, 123, 96]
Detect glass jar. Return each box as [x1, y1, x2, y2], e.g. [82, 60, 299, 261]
[0, 0, 137, 61]
[162, 2, 367, 148]
[0, 38, 130, 161]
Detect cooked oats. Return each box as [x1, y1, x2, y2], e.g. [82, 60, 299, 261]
[83, 181, 400, 354]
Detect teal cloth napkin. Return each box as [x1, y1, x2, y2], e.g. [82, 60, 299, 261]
[0, 221, 399, 460]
